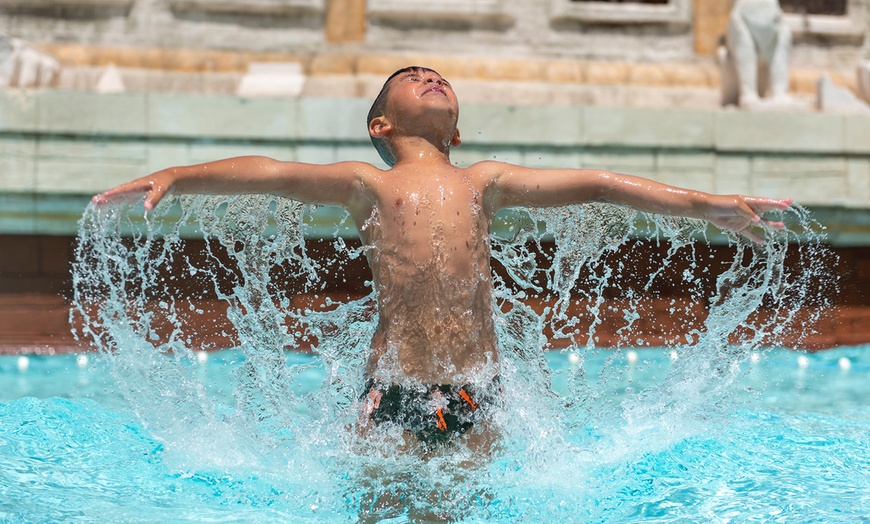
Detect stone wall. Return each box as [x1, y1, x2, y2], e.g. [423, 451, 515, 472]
[1, 0, 867, 85]
[2, 0, 866, 112]
[1, 0, 865, 63]
[2, 91, 869, 238]
[20, 44, 861, 110]
[0, 1, 697, 60]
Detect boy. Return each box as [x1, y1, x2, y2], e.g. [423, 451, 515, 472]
[94, 66, 791, 446]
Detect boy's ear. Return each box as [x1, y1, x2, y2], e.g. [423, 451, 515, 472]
[369, 116, 392, 139]
[451, 128, 461, 147]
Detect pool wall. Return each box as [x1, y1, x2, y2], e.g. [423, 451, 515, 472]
[2, 233, 869, 355]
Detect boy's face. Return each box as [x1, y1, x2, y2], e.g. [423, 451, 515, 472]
[381, 69, 459, 136]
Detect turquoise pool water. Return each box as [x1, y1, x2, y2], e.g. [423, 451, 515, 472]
[2, 346, 867, 523]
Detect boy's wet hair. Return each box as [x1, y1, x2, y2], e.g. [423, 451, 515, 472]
[367, 66, 439, 167]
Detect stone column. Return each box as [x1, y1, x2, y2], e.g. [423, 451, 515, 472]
[693, 0, 734, 56]
[326, 0, 366, 43]
[863, 0, 870, 59]
[859, 0, 870, 102]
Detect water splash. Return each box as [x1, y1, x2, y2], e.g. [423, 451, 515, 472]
[71, 195, 834, 520]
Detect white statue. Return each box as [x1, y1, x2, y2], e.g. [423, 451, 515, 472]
[0, 35, 59, 88]
[720, 0, 793, 108]
[859, 0, 870, 104]
[864, 0, 870, 59]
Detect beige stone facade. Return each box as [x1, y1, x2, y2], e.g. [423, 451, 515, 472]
[0, 0, 867, 106]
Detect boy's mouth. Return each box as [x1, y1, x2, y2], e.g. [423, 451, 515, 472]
[423, 86, 447, 96]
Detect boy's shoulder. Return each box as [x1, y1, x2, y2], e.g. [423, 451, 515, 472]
[467, 160, 508, 174]
[465, 160, 515, 183]
[324, 160, 386, 183]
[330, 160, 384, 174]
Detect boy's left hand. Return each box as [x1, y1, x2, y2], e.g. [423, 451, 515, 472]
[91, 171, 176, 211]
[705, 196, 793, 243]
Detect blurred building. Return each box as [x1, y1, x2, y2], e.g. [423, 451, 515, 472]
[1, 1, 868, 104]
[1, 0, 869, 352]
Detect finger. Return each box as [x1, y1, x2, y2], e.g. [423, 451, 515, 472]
[95, 182, 146, 202]
[143, 184, 169, 211]
[739, 227, 765, 244]
[92, 187, 142, 205]
[735, 199, 762, 224]
[760, 218, 786, 229]
[144, 194, 157, 211]
[745, 197, 793, 213]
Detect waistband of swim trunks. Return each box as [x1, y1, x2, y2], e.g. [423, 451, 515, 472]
[362, 376, 502, 401]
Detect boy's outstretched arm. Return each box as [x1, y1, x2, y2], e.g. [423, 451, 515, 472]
[93, 156, 371, 210]
[485, 162, 792, 243]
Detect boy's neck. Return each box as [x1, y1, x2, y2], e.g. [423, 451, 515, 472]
[391, 135, 453, 166]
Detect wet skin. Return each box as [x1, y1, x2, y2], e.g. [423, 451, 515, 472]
[93, 68, 792, 387]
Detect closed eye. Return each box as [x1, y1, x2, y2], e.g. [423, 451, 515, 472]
[403, 71, 451, 88]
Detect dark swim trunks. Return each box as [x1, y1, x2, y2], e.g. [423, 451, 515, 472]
[362, 379, 498, 445]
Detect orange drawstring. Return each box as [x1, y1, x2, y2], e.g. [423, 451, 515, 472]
[459, 389, 477, 410]
[434, 388, 478, 431]
[435, 408, 447, 431]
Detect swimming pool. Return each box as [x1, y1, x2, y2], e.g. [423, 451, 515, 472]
[1, 345, 867, 523]
[6, 195, 863, 522]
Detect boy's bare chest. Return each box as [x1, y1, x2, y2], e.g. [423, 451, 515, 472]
[375, 174, 484, 225]
[360, 174, 490, 272]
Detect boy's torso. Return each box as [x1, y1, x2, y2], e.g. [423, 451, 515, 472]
[347, 161, 501, 385]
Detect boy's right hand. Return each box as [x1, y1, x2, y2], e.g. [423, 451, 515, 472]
[703, 195, 792, 244]
[91, 170, 175, 211]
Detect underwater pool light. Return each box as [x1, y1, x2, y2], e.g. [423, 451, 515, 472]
[626, 350, 639, 365]
[797, 355, 809, 369]
[76, 354, 89, 368]
[16, 355, 29, 372]
[837, 356, 851, 371]
[196, 350, 209, 364]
